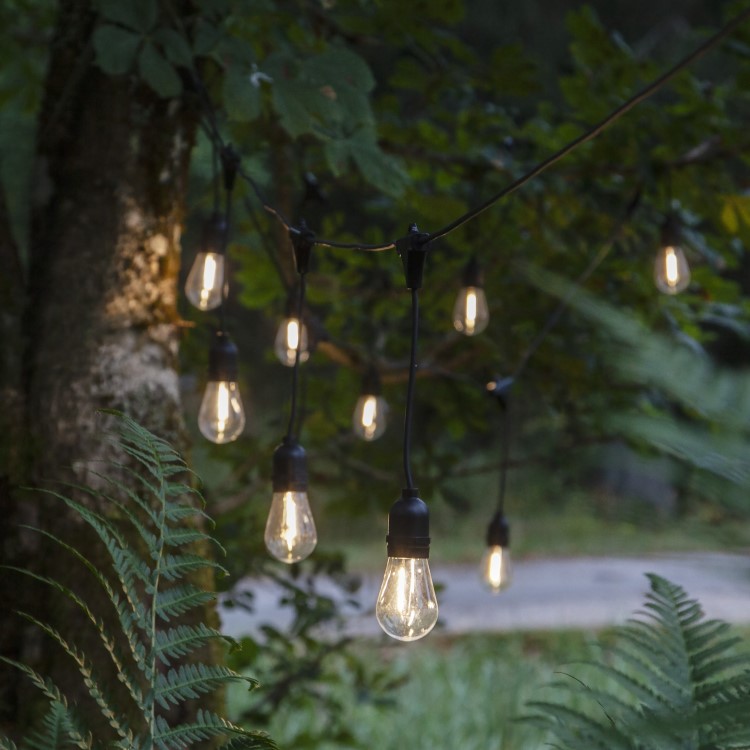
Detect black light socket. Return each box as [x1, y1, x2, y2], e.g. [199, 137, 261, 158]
[462, 256, 484, 288]
[486, 376, 514, 410]
[291, 220, 315, 275]
[396, 223, 430, 291]
[272, 438, 308, 493]
[386, 488, 431, 558]
[208, 331, 239, 382]
[201, 212, 228, 255]
[486, 511, 510, 547]
[660, 213, 682, 248]
[361, 368, 382, 396]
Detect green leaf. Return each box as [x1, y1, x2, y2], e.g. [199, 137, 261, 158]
[154, 28, 194, 68]
[223, 68, 262, 122]
[138, 42, 182, 98]
[348, 129, 408, 197]
[99, 0, 157, 33]
[92, 24, 141, 75]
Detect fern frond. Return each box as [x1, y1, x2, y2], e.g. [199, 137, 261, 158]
[154, 663, 256, 709]
[154, 624, 234, 666]
[0, 659, 93, 749]
[24, 701, 79, 750]
[153, 710, 277, 750]
[0, 737, 18, 750]
[16, 613, 131, 743]
[155, 584, 216, 620]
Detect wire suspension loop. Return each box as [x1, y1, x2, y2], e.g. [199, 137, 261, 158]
[286, 273, 306, 440]
[403, 288, 420, 490]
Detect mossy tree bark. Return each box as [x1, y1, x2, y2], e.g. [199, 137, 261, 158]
[0, 0, 221, 741]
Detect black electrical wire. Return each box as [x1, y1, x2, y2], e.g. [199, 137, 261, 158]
[403, 287, 419, 490]
[496, 400, 510, 515]
[286, 273, 307, 440]
[426, 6, 750, 244]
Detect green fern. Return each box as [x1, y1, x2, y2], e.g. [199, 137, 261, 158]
[0, 412, 277, 750]
[523, 573, 750, 749]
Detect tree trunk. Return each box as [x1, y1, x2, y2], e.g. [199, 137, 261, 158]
[0, 0, 221, 740]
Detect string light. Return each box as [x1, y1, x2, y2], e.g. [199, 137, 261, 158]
[198, 331, 246, 444]
[264, 224, 318, 564]
[453, 256, 490, 336]
[480, 377, 514, 593]
[654, 214, 690, 295]
[179, 10, 750, 637]
[184, 213, 227, 311]
[376, 225, 439, 642]
[274, 292, 311, 367]
[353, 369, 388, 441]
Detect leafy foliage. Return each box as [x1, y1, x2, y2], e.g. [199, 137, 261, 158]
[0, 412, 276, 750]
[523, 574, 750, 749]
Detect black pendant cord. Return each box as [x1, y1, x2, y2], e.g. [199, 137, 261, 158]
[403, 287, 419, 490]
[286, 273, 307, 440]
[496, 403, 511, 515]
[217, 147, 238, 335]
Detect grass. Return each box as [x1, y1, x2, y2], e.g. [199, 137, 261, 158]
[227, 629, 606, 750]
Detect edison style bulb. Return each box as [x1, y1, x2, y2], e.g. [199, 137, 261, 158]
[352, 394, 388, 441]
[185, 252, 225, 310]
[274, 318, 310, 367]
[376, 557, 438, 641]
[264, 490, 317, 563]
[453, 286, 490, 335]
[654, 245, 690, 295]
[480, 545, 512, 593]
[198, 380, 245, 443]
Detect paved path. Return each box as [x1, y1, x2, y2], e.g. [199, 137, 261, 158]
[219, 553, 750, 639]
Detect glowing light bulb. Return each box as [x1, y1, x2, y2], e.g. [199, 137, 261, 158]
[376, 489, 438, 642]
[198, 332, 245, 444]
[453, 258, 489, 335]
[481, 511, 511, 593]
[352, 370, 388, 441]
[274, 318, 310, 367]
[264, 490, 317, 563]
[266, 438, 317, 563]
[654, 245, 690, 295]
[376, 557, 438, 641]
[185, 214, 228, 310]
[480, 545, 512, 593]
[198, 381, 245, 444]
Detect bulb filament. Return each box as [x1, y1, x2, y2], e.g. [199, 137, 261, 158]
[465, 289, 477, 333]
[287, 319, 300, 351]
[282, 491, 298, 552]
[665, 247, 679, 287]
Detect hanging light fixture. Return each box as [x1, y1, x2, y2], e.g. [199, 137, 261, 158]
[265, 437, 317, 563]
[352, 368, 388, 441]
[376, 224, 438, 641]
[481, 511, 512, 593]
[265, 223, 318, 564]
[198, 331, 246, 444]
[453, 256, 490, 336]
[654, 214, 690, 295]
[274, 289, 311, 367]
[480, 377, 514, 593]
[185, 212, 228, 312]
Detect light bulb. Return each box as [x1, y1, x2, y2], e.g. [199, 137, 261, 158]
[274, 317, 310, 367]
[376, 488, 438, 642]
[480, 545, 512, 593]
[353, 394, 388, 440]
[198, 380, 245, 444]
[264, 490, 317, 563]
[185, 252, 225, 310]
[198, 331, 245, 444]
[266, 438, 317, 563]
[185, 214, 228, 310]
[453, 257, 489, 335]
[654, 245, 690, 295]
[376, 556, 438, 641]
[453, 286, 490, 335]
[481, 511, 511, 593]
